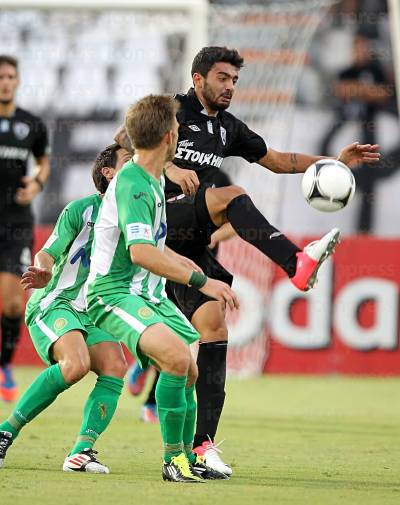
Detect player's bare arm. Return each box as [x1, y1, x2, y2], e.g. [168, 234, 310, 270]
[15, 154, 51, 206]
[130, 244, 238, 310]
[20, 250, 53, 290]
[209, 223, 236, 250]
[258, 143, 381, 174]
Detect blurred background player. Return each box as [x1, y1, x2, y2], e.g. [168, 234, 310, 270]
[0, 143, 131, 472]
[0, 55, 50, 402]
[320, 31, 392, 232]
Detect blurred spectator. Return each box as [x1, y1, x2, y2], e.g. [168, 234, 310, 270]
[320, 32, 393, 233]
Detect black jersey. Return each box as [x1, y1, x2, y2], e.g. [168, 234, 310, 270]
[0, 107, 49, 224]
[165, 88, 268, 197]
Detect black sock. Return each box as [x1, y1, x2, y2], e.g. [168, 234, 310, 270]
[0, 314, 22, 366]
[226, 194, 300, 277]
[144, 370, 159, 406]
[194, 340, 227, 448]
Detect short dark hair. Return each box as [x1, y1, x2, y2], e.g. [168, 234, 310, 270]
[125, 95, 179, 150]
[92, 143, 121, 193]
[0, 55, 18, 70]
[191, 46, 244, 77]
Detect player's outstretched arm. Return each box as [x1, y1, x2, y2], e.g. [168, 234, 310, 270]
[21, 250, 54, 290]
[130, 244, 239, 309]
[257, 143, 381, 174]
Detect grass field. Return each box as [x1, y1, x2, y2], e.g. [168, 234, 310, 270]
[1, 368, 400, 505]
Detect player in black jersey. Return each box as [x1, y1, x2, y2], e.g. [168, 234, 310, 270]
[0, 55, 50, 402]
[115, 47, 380, 475]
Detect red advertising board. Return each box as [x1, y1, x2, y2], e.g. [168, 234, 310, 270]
[12, 231, 400, 375]
[219, 236, 400, 375]
[264, 237, 400, 375]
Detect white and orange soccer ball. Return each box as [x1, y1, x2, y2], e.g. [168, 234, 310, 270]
[301, 159, 356, 212]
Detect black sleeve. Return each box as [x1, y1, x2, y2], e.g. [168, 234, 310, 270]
[338, 67, 355, 80]
[226, 118, 268, 163]
[370, 61, 388, 84]
[31, 118, 49, 158]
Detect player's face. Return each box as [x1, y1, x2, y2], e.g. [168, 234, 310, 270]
[0, 64, 19, 105]
[166, 117, 179, 162]
[101, 148, 131, 185]
[195, 62, 239, 112]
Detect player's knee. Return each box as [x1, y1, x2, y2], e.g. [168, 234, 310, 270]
[227, 185, 246, 203]
[162, 346, 190, 376]
[200, 325, 228, 343]
[99, 357, 128, 379]
[60, 356, 91, 384]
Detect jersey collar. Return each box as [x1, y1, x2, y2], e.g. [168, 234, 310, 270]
[187, 88, 219, 117]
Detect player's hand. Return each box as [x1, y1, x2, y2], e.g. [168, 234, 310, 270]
[15, 176, 41, 206]
[199, 278, 239, 311]
[113, 125, 133, 153]
[165, 165, 200, 196]
[337, 142, 381, 167]
[21, 266, 52, 290]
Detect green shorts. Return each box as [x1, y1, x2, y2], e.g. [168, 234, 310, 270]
[27, 301, 118, 366]
[87, 294, 199, 369]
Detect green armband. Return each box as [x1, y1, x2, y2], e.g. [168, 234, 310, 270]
[188, 271, 208, 289]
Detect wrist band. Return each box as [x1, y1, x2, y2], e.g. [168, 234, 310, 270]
[188, 271, 208, 289]
[34, 176, 44, 191]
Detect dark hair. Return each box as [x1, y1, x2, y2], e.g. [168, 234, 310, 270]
[191, 46, 244, 77]
[92, 143, 121, 193]
[125, 94, 179, 149]
[0, 55, 18, 70]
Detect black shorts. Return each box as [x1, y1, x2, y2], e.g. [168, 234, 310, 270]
[166, 185, 233, 320]
[0, 222, 33, 276]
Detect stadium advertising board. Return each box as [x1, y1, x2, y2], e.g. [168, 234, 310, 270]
[14, 232, 400, 375]
[221, 236, 400, 376]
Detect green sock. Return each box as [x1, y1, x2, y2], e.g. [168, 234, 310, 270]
[0, 364, 69, 439]
[69, 375, 123, 456]
[156, 371, 187, 463]
[183, 384, 197, 464]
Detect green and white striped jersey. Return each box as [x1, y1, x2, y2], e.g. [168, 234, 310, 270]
[25, 194, 101, 321]
[87, 161, 167, 304]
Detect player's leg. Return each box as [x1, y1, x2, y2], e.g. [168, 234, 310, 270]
[0, 273, 25, 402]
[204, 185, 340, 290]
[138, 323, 203, 483]
[183, 354, 228, 480]
[0, 329, 90, 468]
[87, 294, 202, 482]
[0, 224, 33, 402]
[190, 300, 232, 476]
[63, 334, 127, 474]
[127, 361, 150, 397]
[140, 369, 159, 424]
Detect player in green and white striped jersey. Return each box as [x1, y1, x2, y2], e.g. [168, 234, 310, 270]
[0, 144, 131, 473]
[87, 95, 239, 482]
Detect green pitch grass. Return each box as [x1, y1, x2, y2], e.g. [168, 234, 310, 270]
[1, 368, 400, 505]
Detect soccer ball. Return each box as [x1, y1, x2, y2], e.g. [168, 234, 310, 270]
[301, 159, 356, 212]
